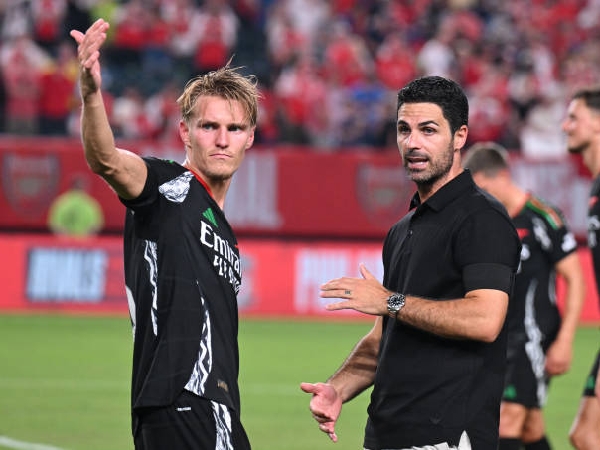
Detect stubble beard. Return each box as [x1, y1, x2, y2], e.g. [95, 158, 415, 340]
[406, 143, 455, 190]
[567, 140, 589, 154]
[205, 169, 234, 184]
[199, 156, 239, 184]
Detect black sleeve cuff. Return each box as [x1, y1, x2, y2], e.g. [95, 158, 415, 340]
[463, 263, 515, 294]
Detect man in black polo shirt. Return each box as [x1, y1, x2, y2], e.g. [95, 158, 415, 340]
[562, 86, 600, 450]
[71, 19, 257, 449]
[301, 76, 521, 450]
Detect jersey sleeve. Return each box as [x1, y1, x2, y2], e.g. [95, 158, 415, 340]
[455, 208, 521, 294]
[541, 218, 578, 265]
[119, 157, 161, 211]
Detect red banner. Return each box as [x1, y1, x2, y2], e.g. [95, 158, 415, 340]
[0, 137, 591, 239]
[0, 137, 122, 233]
[1, 234, 598, 324]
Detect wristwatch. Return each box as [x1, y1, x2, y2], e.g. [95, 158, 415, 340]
[387, 292, 406, 318]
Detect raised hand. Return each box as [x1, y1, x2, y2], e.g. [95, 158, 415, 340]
[70, 19, 110, 99]
[321, 264, 390, 316]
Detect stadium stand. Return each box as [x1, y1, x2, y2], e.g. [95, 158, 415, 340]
[0, 0, 599, 154]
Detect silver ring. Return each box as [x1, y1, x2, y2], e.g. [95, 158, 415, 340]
[344, 290, 351, 296]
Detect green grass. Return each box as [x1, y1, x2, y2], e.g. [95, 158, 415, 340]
[0, 314, 596, 449]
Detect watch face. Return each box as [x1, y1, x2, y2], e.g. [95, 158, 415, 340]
[388, 293, 405, 312]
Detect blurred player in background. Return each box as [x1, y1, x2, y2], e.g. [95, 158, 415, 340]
[463, 142, 585, 450]
[562, 86, 600, 450]
[301, 76, 521, 450]
[70, 18, 258, 450]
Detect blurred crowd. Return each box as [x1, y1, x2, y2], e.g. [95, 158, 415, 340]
[1, 0, 600, 156]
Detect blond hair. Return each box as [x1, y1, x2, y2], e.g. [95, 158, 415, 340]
[177, 65, 259, 126]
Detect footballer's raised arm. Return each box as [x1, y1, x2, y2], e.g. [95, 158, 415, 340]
[71, 18, 147, 200]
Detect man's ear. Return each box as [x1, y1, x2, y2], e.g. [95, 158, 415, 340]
[454, 125, 468, 151]
[179, 120, 191, 148]
[245, 126, 256, 150]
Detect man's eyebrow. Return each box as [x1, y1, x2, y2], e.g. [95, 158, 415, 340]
[197, 119, 248, 128]
[397, 119, 440, 127]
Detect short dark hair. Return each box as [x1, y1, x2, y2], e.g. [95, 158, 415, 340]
[462, 141, 509, 177]
[572, 86, 600, 113]
[397, 76, 469, 134]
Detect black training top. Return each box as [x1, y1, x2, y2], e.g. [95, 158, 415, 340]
[589, 177, 600, 311]
[122, 157, 242, 417]
[364, 169, 521, 450]
[507, 195, 577, 351]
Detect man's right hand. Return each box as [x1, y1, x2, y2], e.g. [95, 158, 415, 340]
[300, 382, 343, 443]
[70, 18, 110, 100]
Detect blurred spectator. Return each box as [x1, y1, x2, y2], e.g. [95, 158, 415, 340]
[111, 85, 152, 139]
[338, 71, 390, 147]
[450, 7, 483, 42]
[273, 53, 326, 144]
[0, 34, 51, 135]
[561, 41, 600, 95]
[39, 39, 79, 135]
[416, 13, 457, 78]
[160, 0, 202, 82]
[232, 0, 271, 83]
[234, 0, 263, 26]
[506, 48, 541, 130]
[321, 19, 373, 87]
[283, 0, 330, 50]
[31, 0, 68, 53]
[108, 0, 146, 93]
[144, 80, 182, 142]
[465, 61, 510, 147]
[255, 82, 280, 145]
[265, 2, 307, 72]
[340, 1, 377, 49]
[526, 31, 558, 86]
[336, 90, 367, 148]
[140, 6, 173, 95]
[519, 80, 569, 160]
[1, 0, 34, 42]
[374, 31, 416, 92]
[193, 0, 239, 74]
[578, 0, 600, 29]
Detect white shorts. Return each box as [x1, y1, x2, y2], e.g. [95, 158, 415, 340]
[365, 430, 472, 450]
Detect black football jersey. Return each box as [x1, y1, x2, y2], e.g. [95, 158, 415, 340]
[122, 157, 242, 414]
[588, 177, 600, 312]
[507, 195, 577, 349]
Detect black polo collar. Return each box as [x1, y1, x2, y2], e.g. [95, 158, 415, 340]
[409, 169, 473, 212]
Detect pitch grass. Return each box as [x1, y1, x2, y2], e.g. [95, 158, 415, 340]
[0, 315, 597, 450]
